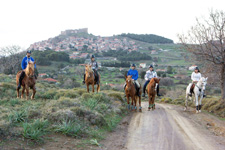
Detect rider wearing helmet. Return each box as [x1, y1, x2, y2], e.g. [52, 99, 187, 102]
[125, 64, 140, 96]
[17, 50, 36, 89]
[142, 65, 161, 97]
[83, 55, 99, 85]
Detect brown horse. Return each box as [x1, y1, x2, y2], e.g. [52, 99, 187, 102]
[85, 64, 100, 93]
[16, 61, 36, 100]
[147, 77, 160, 110]
[125, 75, 142, 112]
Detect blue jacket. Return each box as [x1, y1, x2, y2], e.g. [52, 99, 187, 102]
[21, 56, 36, 70]
[127, 69, 138, 80]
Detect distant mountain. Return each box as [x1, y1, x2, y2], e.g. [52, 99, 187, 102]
[119, 33, 174, 44]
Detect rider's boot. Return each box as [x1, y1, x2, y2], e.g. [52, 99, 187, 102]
[83, 74, 85, 84]
[17, 71, 25, 90]
[137, 88, 140, 97]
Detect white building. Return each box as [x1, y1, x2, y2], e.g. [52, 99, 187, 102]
[189, 65, 197, 71]
[139, 63, 146, 68]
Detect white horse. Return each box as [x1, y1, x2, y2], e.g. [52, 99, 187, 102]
[184, 77, 208, 113]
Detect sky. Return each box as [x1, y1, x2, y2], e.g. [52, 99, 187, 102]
[0, 0, 224, 49]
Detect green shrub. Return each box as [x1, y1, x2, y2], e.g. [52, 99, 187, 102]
[22, 119, 49, 142]
[105, 114, 122, 131]
[9, 98, 21, 107]
[108, 92, 124, 102]
[8, 110, 28, 124]
[82, 98, 99, 110]
[53, 119, 85, 137]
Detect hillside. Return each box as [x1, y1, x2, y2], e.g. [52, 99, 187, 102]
[119, 33, 174, 44]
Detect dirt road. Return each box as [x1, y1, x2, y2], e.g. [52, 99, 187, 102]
[102, 102, 225, 150]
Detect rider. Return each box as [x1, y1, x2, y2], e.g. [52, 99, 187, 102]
[125, 64, 140, 96]
[17, 50, 36, 90]
[142, 65, 161, 97]
[189, 66, 204, 97]
[83, 55, 99, 85]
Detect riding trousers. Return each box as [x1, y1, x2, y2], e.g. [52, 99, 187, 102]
[19, 71, 26, 85]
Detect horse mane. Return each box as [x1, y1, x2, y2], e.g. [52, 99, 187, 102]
[25, 62, 34, 76]
[149, 78, 159, 87]
[85, 65, 93, 74]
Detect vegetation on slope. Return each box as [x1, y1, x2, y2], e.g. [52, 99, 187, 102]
[120, 33, 174, 44]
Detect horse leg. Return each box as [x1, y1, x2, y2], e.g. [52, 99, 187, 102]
[92, 83, 95, 93]
[31, 87, 36, 99]
[131, 96, 134, 111]
[21, 86, 25, 99]
[25, 86, 29, 100]
[195, 94, 199, 113]
[97, 84, 100, 93]
[86, 84, 89, 93]
[139, 96, 142, 112]
[199, 94, 203, 113]
[134, 96, 137, 111]
[153, 96, 155, 110]
[17, 88, 20, 99]
[148, 96, 151, 111]
[184, 94, 188, 111]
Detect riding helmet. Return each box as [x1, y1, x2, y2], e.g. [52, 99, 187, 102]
[131, 64, 136, 67]
[91, 55, 95, 58]
[27, 50, 31, 54]
[149, 65, 154, 68]
[195, 66, 200, 72]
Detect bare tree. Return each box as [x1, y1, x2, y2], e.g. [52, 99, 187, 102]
[178, 10, 225, 100]
[0, 45, 24, 74]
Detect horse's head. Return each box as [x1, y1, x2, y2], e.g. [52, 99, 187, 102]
[85, 64, 92, 72]
[200, 77, 208, 91]
[26, 61, 35, 77]
[150, 77, 160, 86]
[125, 75, 133, 90]
[153, 78, 160, 84]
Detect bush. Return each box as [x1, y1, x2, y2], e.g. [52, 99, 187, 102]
[8, 110, 28, 124]
[53, 119, 85, 137]
[160, 78, 174, 86]
[22, 119, 49, 142]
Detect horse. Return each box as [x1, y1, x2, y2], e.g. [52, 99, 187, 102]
[85, 64, 100, 93]
[125, 75, 142, 112]
[16, 61, 36, 100]
[146, 77, 160, 111]
[185, 77, 208, 113]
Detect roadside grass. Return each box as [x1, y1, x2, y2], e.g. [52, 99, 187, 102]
[22, 119, 49, 142]
[0, 76, 126, 147]
[158, 96, 225, 118]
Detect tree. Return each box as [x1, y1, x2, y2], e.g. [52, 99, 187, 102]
[167, 66, 173, 74]
[0, 45, 23, 74]
[178, 10, 225, 99]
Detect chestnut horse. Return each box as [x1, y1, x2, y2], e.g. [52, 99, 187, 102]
[147, 77, 160, 110]
[16, 61, 36, 100]
[85, 64, 100, 93]
[125, 75, 142, 112]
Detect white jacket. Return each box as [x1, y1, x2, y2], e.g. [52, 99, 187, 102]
[145, 70, 157, 81]
[191, 72, 201, 81]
